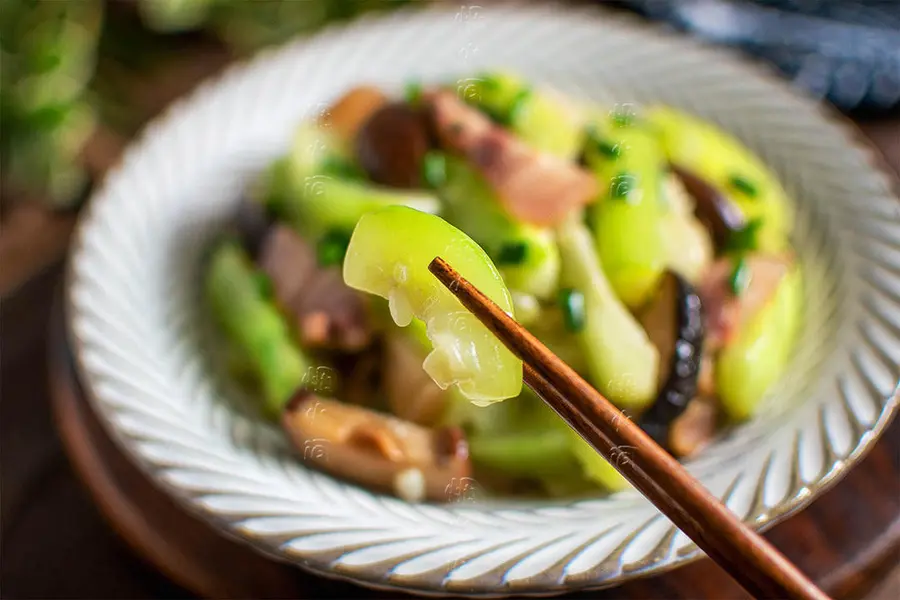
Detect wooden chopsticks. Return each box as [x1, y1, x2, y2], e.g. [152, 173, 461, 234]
[428, 256, 831, 600]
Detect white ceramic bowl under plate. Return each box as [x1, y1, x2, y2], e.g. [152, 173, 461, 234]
[67, 3, 900, 597]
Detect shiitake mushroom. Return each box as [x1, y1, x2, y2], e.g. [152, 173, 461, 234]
[235, 197, 276, 260]
[355, 102, 431, 189]
[319, 85, 388, 146]
[637, 271, 705, 450]
[668, 395, 718, 458]
[671, 165, 746, 250]
[282, 392, 471, 503]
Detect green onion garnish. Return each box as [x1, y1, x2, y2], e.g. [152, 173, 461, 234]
[321, 155, 365, 180]
[728, 174, 758, 198]
[558, 289, 586, 332]
[252, 271, 273, 300]
[316, 229, 352, 267]
[583, 203, 599, 231]
[506, 87, 533, 125]
[422, 151, 447, 189]
[479, 105, 508, 126]
[729, 257, 751, 296]
[725, 218, 762, 253]
[610, 172, 637, 201]
[583, 125, 623, 162]
[479, 73, 501, 91]
[404, 81, 423, 106]
[495, 241, 528, 266]
[610, 105, 637, 127]
[598, 140, 622, 159]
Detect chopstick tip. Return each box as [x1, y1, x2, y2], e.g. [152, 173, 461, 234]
[429, 256, 465, 296]
[428, 255, 449, 274]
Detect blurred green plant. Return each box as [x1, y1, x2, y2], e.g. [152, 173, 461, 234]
[1, 0, 419, 209]
[1, 0, 104, 207]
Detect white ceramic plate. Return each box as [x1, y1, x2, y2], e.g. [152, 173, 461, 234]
[67, 3, 900, 597]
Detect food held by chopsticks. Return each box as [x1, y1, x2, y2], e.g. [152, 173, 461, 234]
[204, 72, 804, 502]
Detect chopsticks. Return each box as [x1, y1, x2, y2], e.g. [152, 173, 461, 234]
[428, 256, 831, 600]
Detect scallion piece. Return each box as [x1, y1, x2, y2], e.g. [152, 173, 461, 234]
[729, 257, 751, 296]
[610, 105, 637, 128]
[321, 155, 365, 180]
[404, 81, 423, 106]
[421, 151, 447, 189]
[728, 174, 758, 198]
[506, 87, 533, 125]
[479, 73, 501, 91]
[252, 271, 273, 300]
[558, 288, 586, 332]
[495, 241, 529, 266]
[583, 126, 621, 161]
[316, 228, 352, 267]
[725, 218, 762, 253]
[599, 140, 622, 159]
[610, 172, 637, 201]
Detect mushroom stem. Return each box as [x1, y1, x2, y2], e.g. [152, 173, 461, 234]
[282, 393, 471, 502]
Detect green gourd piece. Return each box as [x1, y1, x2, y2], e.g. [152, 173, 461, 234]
[583, 110, 669, 309]
[343, 205, 523, 404]
[716, 264, 804, 421]
[205, 240, 310, 419]
[646, 105, 792, 254]
[555, 216, 660, 410]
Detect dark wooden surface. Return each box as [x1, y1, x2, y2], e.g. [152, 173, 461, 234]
[42, 295, 900, 600]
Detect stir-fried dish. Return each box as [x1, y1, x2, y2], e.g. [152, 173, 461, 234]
[205, 73, 804, 502]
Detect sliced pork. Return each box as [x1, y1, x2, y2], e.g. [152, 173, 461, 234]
[256, 224, 372, 352]
[698, 253, 792, 350]
[424, 90, 597, 226]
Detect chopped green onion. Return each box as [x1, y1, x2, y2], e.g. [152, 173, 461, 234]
[480, 105, 508, 126]
[558, 288, 586, 332]
[495, 241, 529, 266]
[725, 218, 762, 253]
[321, 155, 365, 180]
[421, 151, 447, 189]
[583, 202, 599, 231]
[475, 84, 532, 127]
[610, 105, 637, 128]
[729, 257, 751, 296]
[479, 73, 501, 91]
[584, 126, 621, 161]
[599, 140, 622, 159]
[404, 81, 423, 106]
[610, 172, 637, 201]
[506, 87, 533, 125]
[316, 229, 352, 267]
[728, 174, 758, 198]
[252, 271, 273, 299]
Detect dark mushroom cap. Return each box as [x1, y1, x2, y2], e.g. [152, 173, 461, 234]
[355, 102, 431, 189]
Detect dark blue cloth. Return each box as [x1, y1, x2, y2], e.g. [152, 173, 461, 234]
[616, 0, 900, 113]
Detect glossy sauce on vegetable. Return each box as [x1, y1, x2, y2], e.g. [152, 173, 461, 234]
[203, 75, 803, 500]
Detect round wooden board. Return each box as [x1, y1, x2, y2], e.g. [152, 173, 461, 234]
[49, 299, 900, 600]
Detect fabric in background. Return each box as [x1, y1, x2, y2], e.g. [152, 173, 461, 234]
[614, 0, 900, 114]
